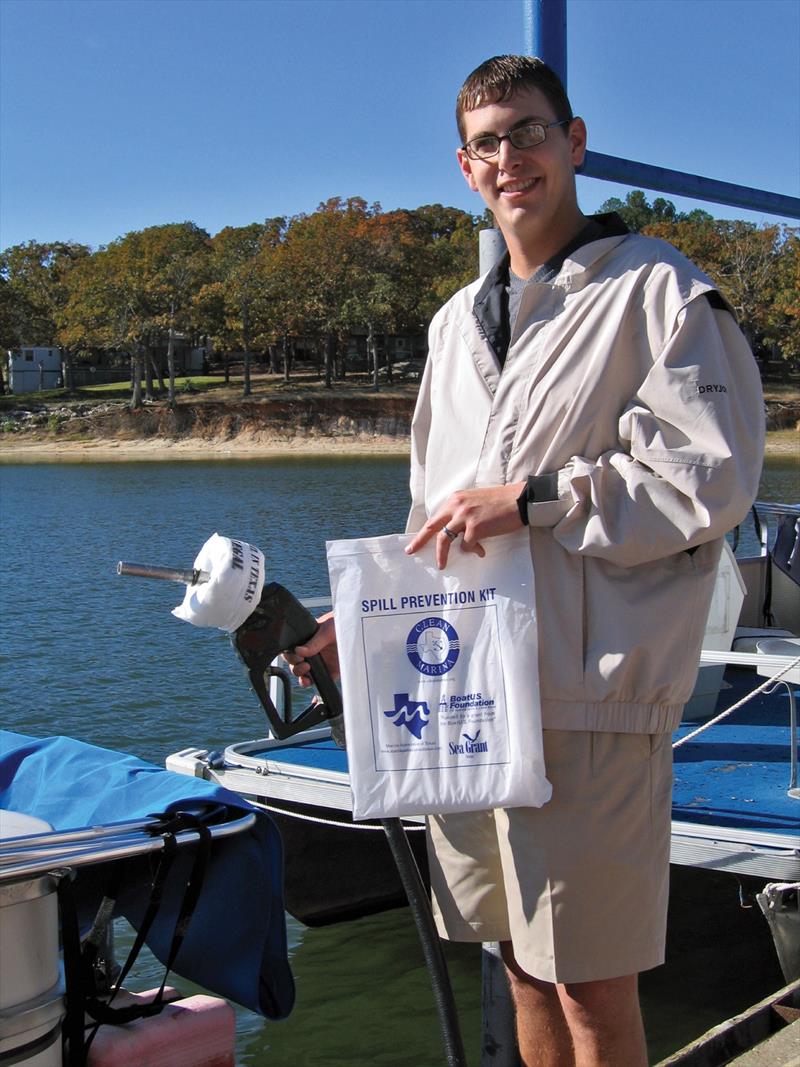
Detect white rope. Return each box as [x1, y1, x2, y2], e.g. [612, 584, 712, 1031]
[254, 800, 426, 832]
[673, 655, 800, 749]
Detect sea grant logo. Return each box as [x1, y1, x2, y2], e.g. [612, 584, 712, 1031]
[384, 693, 431, 739]
[406, 617, 460, 676]
[448, 730, 489, 755]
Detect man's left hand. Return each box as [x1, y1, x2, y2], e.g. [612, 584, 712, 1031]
[405, 482, 526, 569]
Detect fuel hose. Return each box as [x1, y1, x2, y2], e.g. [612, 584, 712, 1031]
[381, 817, 468, 1067]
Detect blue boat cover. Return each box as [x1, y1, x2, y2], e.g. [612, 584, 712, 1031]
[0, 730, 295, 1020]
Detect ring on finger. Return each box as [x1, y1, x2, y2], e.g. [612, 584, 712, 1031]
[443, 525, 457, 541]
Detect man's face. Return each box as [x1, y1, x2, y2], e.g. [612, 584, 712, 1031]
[457, 86, 587, 265]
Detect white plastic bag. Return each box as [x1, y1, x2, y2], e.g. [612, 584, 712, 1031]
[326, 530, 551, 819]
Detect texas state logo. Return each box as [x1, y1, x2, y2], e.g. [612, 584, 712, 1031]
[406, 616, 460, 676]
[384, 693, 431, 739]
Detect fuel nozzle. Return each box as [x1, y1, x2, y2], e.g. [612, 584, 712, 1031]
[117, 534, 345, 746]
[231, 580, 345, 746]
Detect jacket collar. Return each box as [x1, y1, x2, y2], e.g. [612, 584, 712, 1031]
[472, 213, 630, 366]
[471, 254, 512, 369]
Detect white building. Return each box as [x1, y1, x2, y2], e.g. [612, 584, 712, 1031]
[7, 347, 63, 394]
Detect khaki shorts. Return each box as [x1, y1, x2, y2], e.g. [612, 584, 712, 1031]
[426, 729, 673, 984]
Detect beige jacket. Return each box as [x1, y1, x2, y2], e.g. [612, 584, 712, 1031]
[407, 226, 764, 734]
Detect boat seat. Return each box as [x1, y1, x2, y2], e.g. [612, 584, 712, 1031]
[734, 627, 797, 654]
[755, 637, 800, 798]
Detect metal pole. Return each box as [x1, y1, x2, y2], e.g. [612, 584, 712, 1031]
[528, 0, 567, 84]
[479, 229, 508, 275]
[479, 1, 571, 277]
[117, 561, 210, 585]
[523, 0, 534, 57]
[481, 942, 520, 1067]
[581, 150, 800, 220]
[0, 812, 255, 883]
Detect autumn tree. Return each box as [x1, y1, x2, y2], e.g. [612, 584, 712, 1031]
[148, 223, 212, 405]
[60, 223, 210, 408]
[599, 189, 712, 232]
[643, 217, 798, 360]
[197, 219, 285, 396]
[275, 198, 383, 387]
[60, 240, 150, 404]
[0, 240, 91, 389]
[338, 208, 415, 389]
[755, 227, 799, 366]
[402, 204, 481, 316]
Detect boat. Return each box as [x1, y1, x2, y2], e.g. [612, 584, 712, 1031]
[0, 731, 296, 1066]
[171, 731, 430, 927]
[166, 501, 800, 986]
[1, 4, 797, 1063]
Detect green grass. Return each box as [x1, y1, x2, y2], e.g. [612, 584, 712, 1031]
[0, 369, 422, 411]
[4, 371, 796, 415]
[0, 375, 227, 409]
[82, 375, 222, 396]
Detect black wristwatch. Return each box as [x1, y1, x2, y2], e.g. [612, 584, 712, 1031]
[517, 478, 533, 526]
[517, 473, 559, 526]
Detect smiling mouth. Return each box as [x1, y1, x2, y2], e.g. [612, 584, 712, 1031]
[500, 177, 540, 195]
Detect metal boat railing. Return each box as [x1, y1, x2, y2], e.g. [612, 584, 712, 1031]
[0, 810, 256, 885]
[751, 503, 800, 521]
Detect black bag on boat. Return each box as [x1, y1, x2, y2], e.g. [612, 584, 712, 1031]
[749, 507, 800, 627]
[58, 811, 212, 1067]
[771, 513, 800, 586]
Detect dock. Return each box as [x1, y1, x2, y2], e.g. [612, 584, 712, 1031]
[657, 979, 800, 1066]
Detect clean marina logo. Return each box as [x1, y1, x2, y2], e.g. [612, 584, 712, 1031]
[406, 617, 460, 676]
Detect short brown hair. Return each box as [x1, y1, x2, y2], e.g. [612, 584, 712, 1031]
[456, 55, 573, 144]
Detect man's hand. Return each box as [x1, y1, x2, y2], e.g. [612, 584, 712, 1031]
[282, 612, 339, 688]
[405, 483, 526, 569]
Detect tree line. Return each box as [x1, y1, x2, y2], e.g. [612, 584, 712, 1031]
[1, 191, 796, 406]
[600, 191, 799, 370]
[0, 197, 483, 404]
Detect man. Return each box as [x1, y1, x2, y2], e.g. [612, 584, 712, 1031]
[290, 56, 764, 1066]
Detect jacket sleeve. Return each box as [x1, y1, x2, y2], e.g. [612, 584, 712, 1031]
[527, 295, 765, 566]
[405, 322, 436, 535]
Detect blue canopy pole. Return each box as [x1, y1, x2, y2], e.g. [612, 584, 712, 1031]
[523, 0, 799, 220]
[479, 0, 571, 273]
[581, 151, 800, 220]
[527, 0, 567, 84]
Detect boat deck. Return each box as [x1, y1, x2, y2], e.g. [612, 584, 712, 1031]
[201, 664, 799, 883]
[261, 737, 348, 774]
[671, 667, 799, 878]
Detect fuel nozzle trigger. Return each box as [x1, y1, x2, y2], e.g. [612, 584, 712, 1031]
[231, 582, 345, 744]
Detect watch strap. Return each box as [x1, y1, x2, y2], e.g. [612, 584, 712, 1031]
[516, 473, 560, 526]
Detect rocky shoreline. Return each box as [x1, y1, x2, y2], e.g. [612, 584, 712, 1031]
[0, 396, 417, 460]
[0, 394, 797, 461]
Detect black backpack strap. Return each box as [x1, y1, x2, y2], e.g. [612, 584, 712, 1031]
[79, 864, 123, 996]
[81, 825, 179, 1060]
[57, 810, 217, 1065]
[84, 813, 212, 1031]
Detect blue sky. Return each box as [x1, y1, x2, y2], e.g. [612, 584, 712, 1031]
[1, 0, 798, 251]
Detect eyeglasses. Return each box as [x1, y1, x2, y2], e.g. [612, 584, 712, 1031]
[462, 120, 569, 161]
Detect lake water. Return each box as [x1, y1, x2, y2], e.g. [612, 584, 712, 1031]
[1, 454, 796, 1065]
